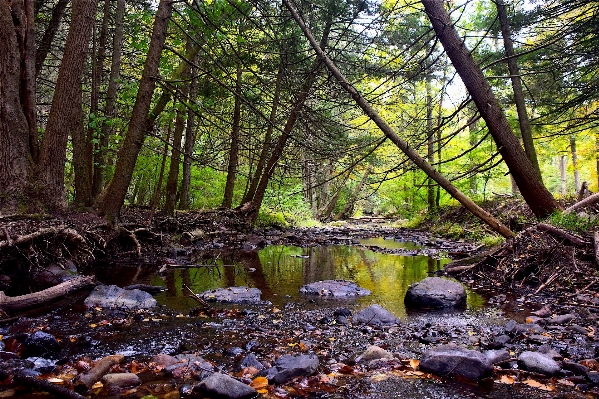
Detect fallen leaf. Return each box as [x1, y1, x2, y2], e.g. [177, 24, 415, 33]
[557, 379, 575, 386]
[409, 359, 420, 370]
[0, 389, 16, 397]
[370, 373, 389, 382]
[523, 379, 555, 391]
[250, 376, 269, 389]
[496, 375, 515, 384]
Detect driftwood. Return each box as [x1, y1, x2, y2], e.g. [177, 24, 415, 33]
[0, 369, 88, 399]
[73, 354, 124, 393]
[535, 223, 589, 246]
[564, 192, 599, 214]
[0, 275, 96, 312]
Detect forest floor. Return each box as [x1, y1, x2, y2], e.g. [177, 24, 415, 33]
[1, 200, 599, 398]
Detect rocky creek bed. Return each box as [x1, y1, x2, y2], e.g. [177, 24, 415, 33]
[1, 208, 599, 398]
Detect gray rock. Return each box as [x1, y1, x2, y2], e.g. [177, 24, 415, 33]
[562, 360, 590, 375]
[200, 287, 263, 303]
[194, 372, 257, 399]
[547, 313, 576, 325]
[102, 373, 141, 389]
[404, 277, 466, 309]
[238, 353, 264, 371]
[353, 304, 401, 326]
[162, 354, 214, 380]
[261, 354, 319, 384]
[355, 345, 394, 363]
[484, 349, 511, 365]
[23, 331, 60, 359]
[517, 351, 561, 376]
[420, 344, 493, 380]
[300, 280, 371, 297]
[84, 285, 156, 309]
[28, 357, 56, 373]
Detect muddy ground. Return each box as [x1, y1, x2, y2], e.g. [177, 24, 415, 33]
[1, 204, 599, 398]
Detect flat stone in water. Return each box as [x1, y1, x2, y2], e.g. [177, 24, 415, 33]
[404, 277, 466, 309]
[200, 286, 262, 303]
[84, 285, 157, 309]
[299, 280, 371, 297]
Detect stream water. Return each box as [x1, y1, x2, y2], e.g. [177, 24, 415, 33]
[100, 237, 485, 318]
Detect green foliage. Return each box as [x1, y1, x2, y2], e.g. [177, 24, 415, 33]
[546, 211, 599, 234]
[479, 235, 505, 247]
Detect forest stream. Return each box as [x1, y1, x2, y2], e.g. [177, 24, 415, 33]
[1, 213, 599, 399]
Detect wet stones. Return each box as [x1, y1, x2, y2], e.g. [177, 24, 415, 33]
[352, 304, 401, 326]
[517, 351, 561, 376]
[355, 345, 394, 363]
[404, 277, 466, 309]
[84, 285, 157, 309]
[200, 287, 263, 304]
[102, 373, 141, 390]
[261, 354, 319, 384]
[299, 280, 371, 297]
[193, 372, 257, 399]
[22, 331, 60, 359]
[419, 344, 493, 380]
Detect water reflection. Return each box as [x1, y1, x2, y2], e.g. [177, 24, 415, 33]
[146, 244, 483, 318]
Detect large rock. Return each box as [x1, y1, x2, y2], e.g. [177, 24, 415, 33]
[200, 287, 262, 303]
[193, 373, 257, 399]
[404, 277, 466, 309]
[299, 280, 371, 297]
[22, 331, 60, 359]
[420, 344, 493, 380]
[84, 285, 156, 309]
[352, 304, 401, 326]
[261, 354, 319, 384]
[517, 351, 561, 376]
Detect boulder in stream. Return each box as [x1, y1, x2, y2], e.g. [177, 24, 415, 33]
[353, 304, 401, 326]
[299, 280, 371, 297]
[404, 277, 466, 309]
[194, 372, 257, 399]
[517, 351, 561, 376]
[84, 285, 157, 309]
[200, 286, 263, 303]
[420, 344, 493, 380]
[261, 354, 319, 384]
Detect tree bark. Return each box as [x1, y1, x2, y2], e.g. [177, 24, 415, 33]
[570, 135, 580, 192]
[0, 1, 31, 214]
[222, 64, 243, 208]
[283, 0, 515, 238]
[72, 84, 93, 207]
[97, 0, 173, 222]
[496, 0, 541, 179]
[35, 0, 70, 78]
[149, 124, 171, 212]
[21, 0, 37, 164]
[93, 0, 125, 199]
[425, 74, 435, 211]
[421, 0, 558, 218]
[335, 166, 371, 220]
[35, 0, 98, 212]
[560, 154, 567, 194]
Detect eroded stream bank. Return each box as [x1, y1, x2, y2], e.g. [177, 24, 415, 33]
[1, 211, 599, 398]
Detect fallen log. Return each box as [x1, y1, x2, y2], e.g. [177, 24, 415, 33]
[0, 275, 96, 312]
[564, 192, 599, 214]
[535, 223, 589, 246]
[73, 354, 124, 393]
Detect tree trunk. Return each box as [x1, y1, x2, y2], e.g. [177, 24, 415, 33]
[149, 124, 171, 212]
[421, 0, 558, 218]
[570, 135, 580, 192]
[318, 170, 351, 221]
[425, 74, 435, 211]
[0, 0, 31, 213]
[97, 0, 173, 222]
[21, 0, 37, 164]
[242, 63, 283, 204]
[496, 0, 541, 179]
[283, 0, 515, 238]
[560, 155, 567, 194]
[35, 0, 70, 78]
[35, 0, 98, 213]
[178, 56, 199, 210]
[335, 166, 371, 220]
[164, 87, 189, 215]
[222, 64, 243, 208]
[93, 0, 125, 199]
[72, 84, 93, 207]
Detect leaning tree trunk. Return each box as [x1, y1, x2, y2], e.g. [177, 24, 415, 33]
[35, 0, 70, 78]
[0, 0, 31, 214]
[283, 0, 515, 238]
[35, 0, 98, 213]
[421, 0, 558, 218]
[335, 166, 371, 220]
[222, 63, 243, 209]
[93, 0, 125, 198]
[496, 0, 541, 179]
[97, 0, 173, 222]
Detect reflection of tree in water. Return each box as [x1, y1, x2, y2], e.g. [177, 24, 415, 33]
[235, 251, 274, 299]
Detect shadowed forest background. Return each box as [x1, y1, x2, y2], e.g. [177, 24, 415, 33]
[1, 0, 598, 229]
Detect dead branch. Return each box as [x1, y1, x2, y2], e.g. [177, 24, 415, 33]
[0, 369, 88, 399]
[73, 354, 124, 393]
[535, 223, 589, 246]
[0, 227, 59, 248]
[183, 284, 209, 307]
[0, 275, 96, 312]
[564, 192, 599, 214]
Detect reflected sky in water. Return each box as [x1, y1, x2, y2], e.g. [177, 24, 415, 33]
[149, 243, 484, 319]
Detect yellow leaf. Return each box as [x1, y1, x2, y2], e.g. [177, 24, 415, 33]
[409, 359, 420, 370]
[250, 376, 269, 389]
[92, 382, 103, 389]
[370, 373, 389, 382]
[523, 379, 555, 391]
[496, 375, 515, 384]
[89, 324, 97, 328]
[46, 378, 64, 384]
[256, 389, 268, 394]
[557, 379, 575, 386]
